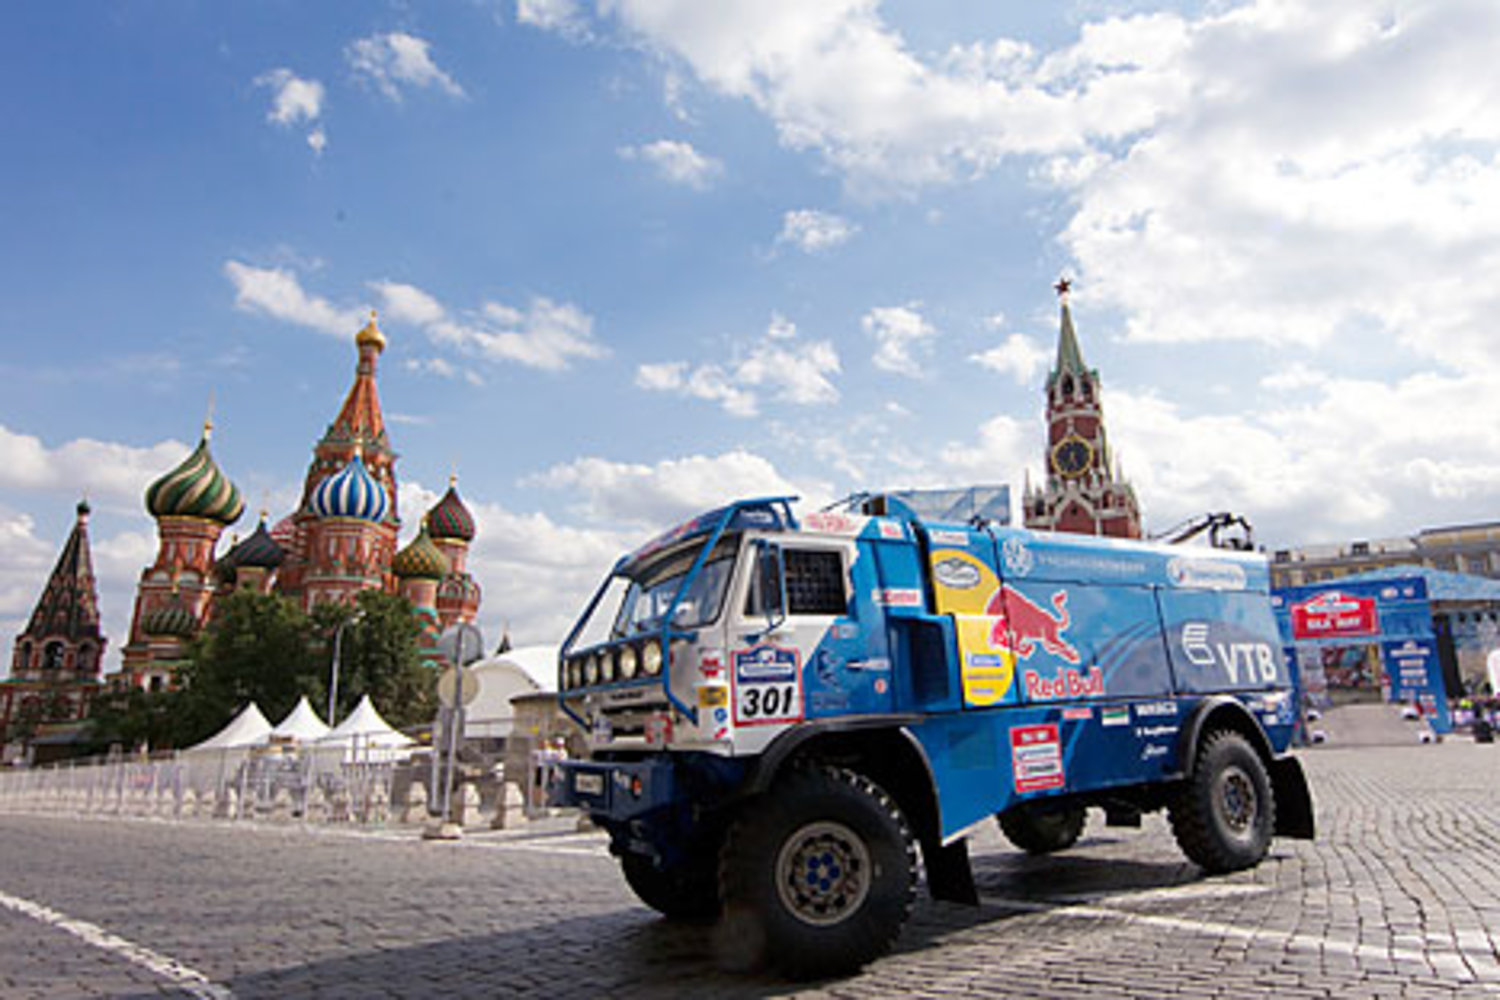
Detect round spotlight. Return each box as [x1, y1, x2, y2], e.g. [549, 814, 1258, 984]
[618, 645, 639, 680]
[584, 653, 600, 685]
[642, 642, 663, 677]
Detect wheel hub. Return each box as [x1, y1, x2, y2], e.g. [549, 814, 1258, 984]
[776, 820, 871, 926]
[1216, 764, 1257, 835]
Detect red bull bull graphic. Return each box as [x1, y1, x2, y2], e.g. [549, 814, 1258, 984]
[989, 586, 1081, 664]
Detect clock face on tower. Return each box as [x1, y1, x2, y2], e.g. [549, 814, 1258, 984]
[1052, 435, 1093, 478]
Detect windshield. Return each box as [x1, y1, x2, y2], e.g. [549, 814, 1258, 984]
[569, 535, 740, 651]
[613, 543, 736, 636]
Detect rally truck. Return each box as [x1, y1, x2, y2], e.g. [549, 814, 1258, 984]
[553, 494, 1314, 978]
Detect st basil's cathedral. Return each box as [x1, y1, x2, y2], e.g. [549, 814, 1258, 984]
[116, 313, 482, 691]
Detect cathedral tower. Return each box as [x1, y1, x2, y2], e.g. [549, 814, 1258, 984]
[3, 500, 107, 741]
[278, 313, 400, 604]
[424, 477, 481, 629]
[1023, 280, 1142, 538]
[121, 423, 244, 690]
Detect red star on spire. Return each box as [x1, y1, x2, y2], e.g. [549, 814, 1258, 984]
[1054, 277, 1072, 298]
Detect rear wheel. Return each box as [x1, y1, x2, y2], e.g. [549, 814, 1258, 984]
[719, 765, 916, 979]
[998, 802, 1086, 855]
[621, 845, 721, 921]
[1169, 730, 1275, 873]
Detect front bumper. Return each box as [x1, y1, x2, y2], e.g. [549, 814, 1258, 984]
[552, 757, 678, 823]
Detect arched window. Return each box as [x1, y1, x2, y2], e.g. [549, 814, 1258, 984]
[42, 641, 64, 671]
[76, 644, 95, 673]
[1061, 375, 1074, 398]
[18, 640, 31, 672]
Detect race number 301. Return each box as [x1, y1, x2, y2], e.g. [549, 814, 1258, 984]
[733, 645, 803, 726]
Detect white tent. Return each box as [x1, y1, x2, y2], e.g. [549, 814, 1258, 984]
[317, 695, 414, 750]
[465, 644, 559, 739]
[187, 702, 272, 751]
[269, 696, 330, 743]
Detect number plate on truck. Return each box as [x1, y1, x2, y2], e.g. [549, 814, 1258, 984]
[574, 772, 604, 796]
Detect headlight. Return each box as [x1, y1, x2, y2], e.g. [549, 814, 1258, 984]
[601, 650, 616, 683]
[584, 653, 600, 685]
[568, 659, 582, 689]
[642, 642, 663, 676]
[619, 645, 639, 680]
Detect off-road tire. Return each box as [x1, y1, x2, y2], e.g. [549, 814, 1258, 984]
[719, 764, 917, 979]
[998, 803, 1086, 855]
[621, 846, 721, 922]
[1169, 730, 1275, 873]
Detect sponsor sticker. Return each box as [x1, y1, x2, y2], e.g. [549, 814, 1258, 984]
[878, 520, 906, 540]
[803, 511, 864, 535]
[1062, 706, 1093, 721]
[1166, 557, 1248, 591]
[733, 646, 803, 726]
[1011, 723, 1065, 793]
[1134, 700, 1177, 718]
[1024, 666, 1105, 700]
[934, 556, 982, 590]
[1134, 723, 1177, 739]
[697, 686, 728, 708]
[875, 588, 923, 608]
[930, 529, 970, 547]
[1101, 706, 1129, 727]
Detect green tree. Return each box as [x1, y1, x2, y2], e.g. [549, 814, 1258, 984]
[174, 589, 322, 746]
[312, 590, 435, 730]
[86, 686, 188, 752]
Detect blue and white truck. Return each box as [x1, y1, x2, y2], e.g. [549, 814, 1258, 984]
[553, 494, 1314, 977]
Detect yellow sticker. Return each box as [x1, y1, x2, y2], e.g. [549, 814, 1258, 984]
[929, 549, 1016, 707]
[697, 686, 728, 708]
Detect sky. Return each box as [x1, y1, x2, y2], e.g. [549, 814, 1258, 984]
[5, 0, 1500, 673]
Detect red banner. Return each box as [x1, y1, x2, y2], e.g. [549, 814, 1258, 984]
[1290, 591, 1379, 639]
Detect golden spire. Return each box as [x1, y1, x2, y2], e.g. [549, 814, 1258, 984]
[355, 309, 386, 352]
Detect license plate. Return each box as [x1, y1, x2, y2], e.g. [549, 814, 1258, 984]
[574, 772, 604, 796]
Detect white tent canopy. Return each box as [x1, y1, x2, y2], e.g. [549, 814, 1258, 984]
[317, 694, 413, 749]
[465, 644, 558, 739]
[270, 695, 330, 743]
[187, 702, 272, 751]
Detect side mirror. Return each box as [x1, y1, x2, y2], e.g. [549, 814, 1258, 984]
[753, 539, 787, 631]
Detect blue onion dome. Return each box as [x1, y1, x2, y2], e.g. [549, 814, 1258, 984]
[310, 451, 389, 522]
[392, 525, 450, 580]
[220, 514, 285, 571]
[145, 425, 245, 525]
[142, 591, 197, 638]
[425, 478, 475, 542]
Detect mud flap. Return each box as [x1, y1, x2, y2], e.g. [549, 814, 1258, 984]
[925, 838, 978, 905]
[1269, 755, 1315, 840]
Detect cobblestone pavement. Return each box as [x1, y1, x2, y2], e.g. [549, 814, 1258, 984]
[0, 742, 1498, 998]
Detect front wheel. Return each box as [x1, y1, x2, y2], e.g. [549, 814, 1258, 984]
[719, 765, 916, 979]
[621, 846, 721, 921]
[1169, 730, 1275, 873]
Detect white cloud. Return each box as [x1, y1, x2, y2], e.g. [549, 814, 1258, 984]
[224, 261, 366, 337]
[619, 139, 723, 189]
[971, 333, 1049, 384]
[424, 296, 608, 372]
[0, 425, 194, 509]
[255, 68, 327, 153]
[527, 450, 816, 527]
[516, 0, 590, 38]
[636, 313, 839, 416]
[346, 31, 465, 102]
[776, 209, 858, 253]
[256, 68, 325, 126]
[863, 304, 936, 375]
[372, 280, 446, 326]
[546, 1, 1189, 194]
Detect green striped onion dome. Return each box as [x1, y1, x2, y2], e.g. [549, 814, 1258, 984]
[426, 482, 475, 542]
[393, 525, 450, 580]
[141, 593, 198, 638]
[145, 433, 245, 525]
[310, 452, 389, 522]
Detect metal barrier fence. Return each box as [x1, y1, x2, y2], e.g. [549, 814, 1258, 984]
[0, 741, 531, 829]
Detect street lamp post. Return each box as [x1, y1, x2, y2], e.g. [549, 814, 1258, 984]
[328, 613, 362, 728]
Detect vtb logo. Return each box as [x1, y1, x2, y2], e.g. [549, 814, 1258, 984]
[1182, 622, 1277, 683]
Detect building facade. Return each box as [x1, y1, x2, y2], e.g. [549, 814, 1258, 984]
[1022, 280, 1142, 538]
[3, 501, 106, 740]
[116, 314, 483, 689]
[1270, 523, 1500, 589]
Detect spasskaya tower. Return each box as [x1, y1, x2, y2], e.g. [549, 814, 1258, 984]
[1022, 279, 1142, 539]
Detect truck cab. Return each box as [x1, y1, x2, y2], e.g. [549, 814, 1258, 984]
[554, 495, 1314, 978]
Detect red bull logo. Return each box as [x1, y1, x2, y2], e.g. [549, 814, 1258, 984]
[1024, 666, 1105, 699]
[986, 585, 1080, 664]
